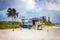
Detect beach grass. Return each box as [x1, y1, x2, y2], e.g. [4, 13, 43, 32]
[0, 21, 22, 29]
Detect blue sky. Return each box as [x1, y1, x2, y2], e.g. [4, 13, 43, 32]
[0, 0, 60, 24]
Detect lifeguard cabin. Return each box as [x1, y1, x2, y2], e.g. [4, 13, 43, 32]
[21, 19, 32, 29]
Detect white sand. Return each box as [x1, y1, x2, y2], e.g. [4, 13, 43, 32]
[0, 26, 60, 40]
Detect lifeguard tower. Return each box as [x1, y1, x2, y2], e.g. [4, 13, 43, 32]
[21, 16, 32, 29]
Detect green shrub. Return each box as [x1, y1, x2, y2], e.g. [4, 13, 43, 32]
[0, 21, 21, 29]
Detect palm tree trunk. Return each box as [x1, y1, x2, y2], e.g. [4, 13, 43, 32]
[14, 17, 16, 29]
[12, 17, 14, 31]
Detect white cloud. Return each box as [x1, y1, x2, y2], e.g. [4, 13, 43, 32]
[13, 0, 60, 14]
[14, 0, 36, 11]
[47, 3, 60, 11]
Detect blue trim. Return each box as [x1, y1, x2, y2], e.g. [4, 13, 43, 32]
[21, 25, 32, 28]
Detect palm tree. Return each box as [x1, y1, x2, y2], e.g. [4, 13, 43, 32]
[7, 8, 18, 31]
[48, 17, 51, 25]
[42, 16, 47, 24]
